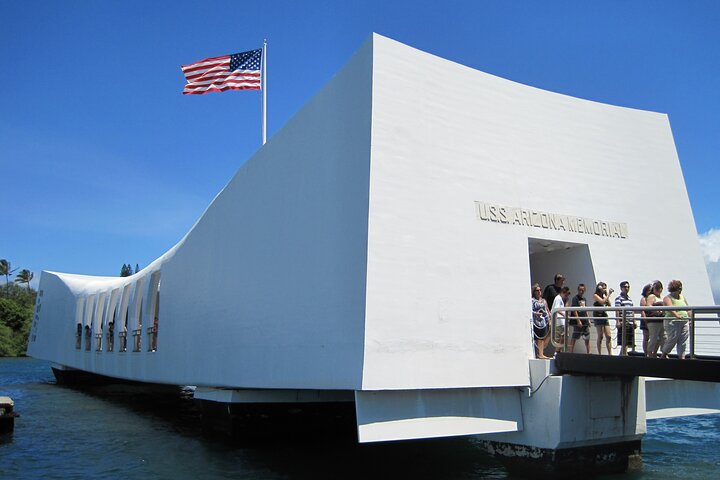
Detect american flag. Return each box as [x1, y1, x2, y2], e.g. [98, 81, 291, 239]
[181, 49, 262, 95]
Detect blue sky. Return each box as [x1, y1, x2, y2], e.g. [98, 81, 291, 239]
[2, 1, 719, 298]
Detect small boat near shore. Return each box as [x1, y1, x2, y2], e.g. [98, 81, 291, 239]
[0, 396, 19, 434]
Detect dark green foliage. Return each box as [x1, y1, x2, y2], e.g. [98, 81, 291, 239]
[120, 263, 132, 277]
[15, 268, 34, 288]
[0, 299, 31, 330]
[0, 323, 15, 357]
[120, 263, 141, 276]
[2, 282, 37, 308]
[0, 258, 18, 287]
[0, 283, 36, 357]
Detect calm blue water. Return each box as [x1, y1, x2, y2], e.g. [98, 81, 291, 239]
[1, 358, 718, 479]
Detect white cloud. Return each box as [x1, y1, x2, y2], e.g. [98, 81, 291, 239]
[699, 229, 720, 304]
[699, 229, 720, 263]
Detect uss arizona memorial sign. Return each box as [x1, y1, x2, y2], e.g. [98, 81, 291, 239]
[475, 201, 629, 239]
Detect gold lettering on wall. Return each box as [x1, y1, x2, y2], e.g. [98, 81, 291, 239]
[475, 201, 629, 239]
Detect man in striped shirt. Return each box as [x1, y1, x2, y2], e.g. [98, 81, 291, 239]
[614, 281, 636, 355]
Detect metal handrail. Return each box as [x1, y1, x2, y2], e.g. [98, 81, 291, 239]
[550, 305, 720, 357]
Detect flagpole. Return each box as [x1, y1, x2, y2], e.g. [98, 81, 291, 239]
[262, 39, 267, 145]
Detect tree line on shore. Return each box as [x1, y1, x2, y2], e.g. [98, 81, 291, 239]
[0, 259, 36, 356]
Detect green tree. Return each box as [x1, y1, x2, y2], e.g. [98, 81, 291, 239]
[0, 259, 8, 286]
[2, 282, 37, 308]
[0, 259, 18, 288]
[0, 298, 31, 330]
[0, 283, 36, 356]
[0, 323, 14, 357]
[120, 264, 131, 277]
[14, 269, 34, 289]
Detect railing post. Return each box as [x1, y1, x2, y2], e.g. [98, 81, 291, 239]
[132, 329, 142, 352]
[118, 331, 127, 352]
[147, 326, 157, 352]
[689, 309, 695, 359]
[620, 310, 625, 356]
[563, 310, 567, 353]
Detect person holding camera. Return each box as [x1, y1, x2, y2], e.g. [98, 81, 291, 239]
[593, 282, 614, 355]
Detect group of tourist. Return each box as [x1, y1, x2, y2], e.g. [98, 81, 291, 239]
[531, 274, 691, 359]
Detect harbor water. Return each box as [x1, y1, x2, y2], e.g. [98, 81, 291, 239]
[1, 357, 718, 479]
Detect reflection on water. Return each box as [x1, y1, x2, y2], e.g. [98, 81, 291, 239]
[1, 358, 719, 480]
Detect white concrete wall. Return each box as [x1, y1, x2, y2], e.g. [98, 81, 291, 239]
[355, 388, 523, 442]
[645, 378, 720, 419]
[363, 35, 534, 390]
[362, 34, 716, 393]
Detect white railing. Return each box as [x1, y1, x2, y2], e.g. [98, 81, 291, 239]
[550, 305, 720, 357]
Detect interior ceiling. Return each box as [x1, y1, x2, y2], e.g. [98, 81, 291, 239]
[528, 238, 583, 255]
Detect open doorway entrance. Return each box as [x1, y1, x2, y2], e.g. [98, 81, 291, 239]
[528, 238, 596, 290]
[528, 238, 597, 354]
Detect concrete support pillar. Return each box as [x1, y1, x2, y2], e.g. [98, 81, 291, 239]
[477, 360, 645, 475]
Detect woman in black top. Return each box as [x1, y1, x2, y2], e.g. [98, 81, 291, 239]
[593, 282, 614, 355]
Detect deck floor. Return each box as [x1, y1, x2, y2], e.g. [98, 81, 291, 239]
[554, 352, 720, 382]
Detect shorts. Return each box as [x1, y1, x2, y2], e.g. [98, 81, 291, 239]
[571, 324, 590, 340]
[555, 324, 566, 337]
[617, 324, 635, 347]
[593, 317, 609, 326]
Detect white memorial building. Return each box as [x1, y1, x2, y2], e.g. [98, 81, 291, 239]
[28, 34, 719, 472]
